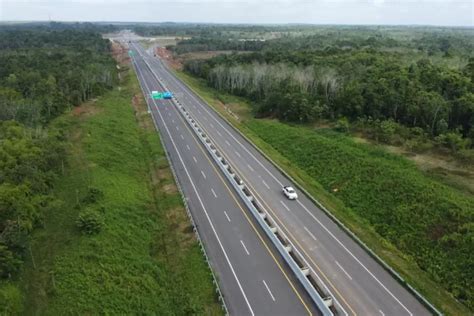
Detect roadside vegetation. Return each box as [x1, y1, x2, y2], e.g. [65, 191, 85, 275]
[0, 24, 221, 314]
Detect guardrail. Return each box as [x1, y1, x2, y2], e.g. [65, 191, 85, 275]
[130, 52, 229, 315]
[159, 60, 443, 316]
[166, 93, 334, 315]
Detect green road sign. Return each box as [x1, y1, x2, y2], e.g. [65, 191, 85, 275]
[151, 91, 163, 100]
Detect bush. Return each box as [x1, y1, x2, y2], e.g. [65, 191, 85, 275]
[334, 117, 350, 133]
[0, 244, 22, 278]
[76, 209, 104, 235]
[81, 187, 104, 205]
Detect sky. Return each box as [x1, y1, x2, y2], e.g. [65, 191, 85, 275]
[0, 0, 473, 26]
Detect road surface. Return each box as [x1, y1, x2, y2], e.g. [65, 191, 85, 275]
[131, 41, 432, 316]
[130, 42, 318, 316]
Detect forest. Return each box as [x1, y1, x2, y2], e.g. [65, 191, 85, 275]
[0, 25, 117, 280]
[181, 29, 474, 163]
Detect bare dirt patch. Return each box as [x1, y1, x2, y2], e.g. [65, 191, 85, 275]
[72, 100, 102, 118]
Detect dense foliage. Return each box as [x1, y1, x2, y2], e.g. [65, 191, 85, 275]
[247, 119, 474, 308]
[0, 26, 117, 279]
[0, 28, 117, 126]
[183, 32, 474, 155]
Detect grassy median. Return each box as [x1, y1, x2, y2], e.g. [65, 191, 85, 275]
[11, 64, 222, 314]
[173, 70, 471, 316]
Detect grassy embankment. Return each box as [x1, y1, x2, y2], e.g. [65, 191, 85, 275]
[2, 58, 221, 314]
[172, 70, 472, 316]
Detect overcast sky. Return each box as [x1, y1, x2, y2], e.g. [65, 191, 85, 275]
[0, 0, 472, 26]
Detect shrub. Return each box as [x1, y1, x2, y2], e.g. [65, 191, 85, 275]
[81, 187, 104, 205]
[76, 209, 104, 235]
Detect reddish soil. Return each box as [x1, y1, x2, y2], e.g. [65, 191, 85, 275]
[156, 47, 183, 70]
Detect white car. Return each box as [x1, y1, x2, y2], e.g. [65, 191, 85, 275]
[282, 186, 298, 200]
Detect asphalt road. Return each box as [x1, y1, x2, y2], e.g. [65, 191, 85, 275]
[129, 43, 319, 316]
[131, 42, 432, 316]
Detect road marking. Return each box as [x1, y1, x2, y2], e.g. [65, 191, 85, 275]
[211, 188, 218, 198]
[137, 50, 312, 315]
[133, 64, 255, 316]
[198, 110, 202, 114]
[172, 119, 175, 123]
[240, 240, 250, 255]
[280, 200, 290, 212]
[204, 116, 208, 121]
[262, 280, 276, 301]
[175, 126, 179, 131]
[304, 226, 317, 241]
[168, 112, 171, 117]
[379, 310, 385, 316]
[335, 261, 353, 281]
[247, 164, 254, 171]
[235, 151, 241, 158]
[210, 123, 214, 128]
[186, 144, 190, 150]
[225, 140, 231, 146]
[193, 156, 197, 163]
[224, 211, 231, 222]
[201, 170, 206, 179]
[262, 180, 270, 189]
[296, 201, 412, 315]
[180, 134, 184, 140]
[217, 131, 222, 136]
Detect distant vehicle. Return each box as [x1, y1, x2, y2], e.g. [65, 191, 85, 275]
[282, 186, 298, 200]
[163, 91, 173, 99]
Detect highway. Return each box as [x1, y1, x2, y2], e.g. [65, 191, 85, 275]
[129, 42, 318, 315]
[131, 41, 432, 316]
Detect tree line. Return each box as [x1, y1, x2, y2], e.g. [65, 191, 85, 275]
[184, 47, 474, 158]
[0, 25, 117, 278]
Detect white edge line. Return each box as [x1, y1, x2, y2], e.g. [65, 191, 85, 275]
[133, 55, 255, 316]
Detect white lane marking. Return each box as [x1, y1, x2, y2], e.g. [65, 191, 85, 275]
[211, 188, 218, 198]
[379, 310, 385, 316]
[224, 211, 231, 222]
[303, 226, 317, 241]
[210, 123, 214, 128]
[280, 200, 290, 212]
[166, 63, 412, 313]
[240, 240, 250, 255]
[235, 151, 242, 158]
[262, 280, 276, 302]
[262, 180, 270, 189]
[201, 170, 206, 179]
[247, 164, 254, 172]
[138, 51, 350, 315]
[172, 119, 175, 123]
[175, 126, 179, 131]
[180, 134, 184, 140]
[296, 200, 412, 315]
[217, 131, 222, 136]
[186, 144, 190, 151]
[335, 261, 353, 281]
[193, 156, 197, 163]
[198, 110, 202, 114]
[225, 140, 231, 146]
[133, 62, 255, 316]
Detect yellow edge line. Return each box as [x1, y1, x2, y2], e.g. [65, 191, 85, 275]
[173, 101, 314, 316]
[194, 112, 357, 316]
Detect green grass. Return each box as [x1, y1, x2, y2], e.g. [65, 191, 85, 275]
[1, 67, 221, 315]
[174, 69, 472, 315]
